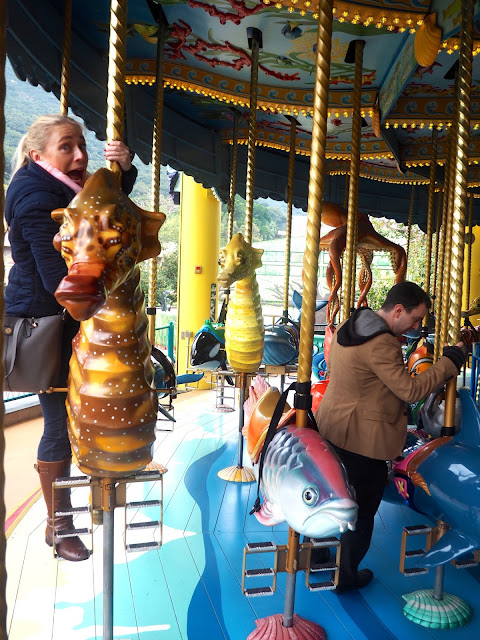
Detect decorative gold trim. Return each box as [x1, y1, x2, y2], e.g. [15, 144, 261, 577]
[262, 0, 426, 32]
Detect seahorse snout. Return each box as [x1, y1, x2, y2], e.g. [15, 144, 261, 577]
[55, 274, 106, 321]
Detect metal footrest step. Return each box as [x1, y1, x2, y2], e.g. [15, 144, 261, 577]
[54, 506, 90, 517]
[310, 536, 339, 548]
[54, 475, 90, 487]
[452, 551, 479, 569]
[56, 527, 91, 539]
[245, 567, 274, 578]
[126, 541, 161, 552]
[400, 523, 434, 575]
[308, 580, 336, 592]
[124, 472, 164, 552]
[244, 586, 274, 598]
[242, 540, 280, 596]
[310, 561, 337, 572]
[126, 520, 161, 530]
[246, 541, 277, 552]
[126, 499, 162, 509]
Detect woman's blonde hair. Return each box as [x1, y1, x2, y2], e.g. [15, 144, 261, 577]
[10, 114, 85, 179]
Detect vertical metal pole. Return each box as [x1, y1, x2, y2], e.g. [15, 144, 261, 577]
[228, 110, 240, 243]
[425, 128, 438, 300]
[106, 0, 127, 178]
[0, 0, 8, 635]
[224, 110, 241, 309]
[405, 185, 415, 276]
[283, 0, 334, 628]
[237, 374, 247, 467]
[442, 0, 474, 434]
[343, 40, 365, 318]
[103, 509, 115, 640]
[60, 0, 72, 115]
[244, 29, 261, 245]
[283, 117, 297, 321]
[102, 478, 116, 640]
[148, 19, 167, 344]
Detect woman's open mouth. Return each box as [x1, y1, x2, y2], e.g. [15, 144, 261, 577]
[68, 169, 85, 185]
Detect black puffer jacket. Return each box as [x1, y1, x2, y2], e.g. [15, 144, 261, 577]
[5, 161, 137, 317]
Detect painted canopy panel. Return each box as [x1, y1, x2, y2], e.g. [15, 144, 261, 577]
[5, 0, 480, 224]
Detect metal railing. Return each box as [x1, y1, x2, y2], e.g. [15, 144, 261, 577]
[154, 321, 175, 361]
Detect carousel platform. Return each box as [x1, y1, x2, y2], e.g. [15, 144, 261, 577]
[4, 387, 480, 640]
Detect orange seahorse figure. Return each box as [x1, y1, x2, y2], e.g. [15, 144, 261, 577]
[320, 202, 407, 327]
[53, 168, 166, 478]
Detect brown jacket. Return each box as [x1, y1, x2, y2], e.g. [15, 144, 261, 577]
[315, 313, 458, 461]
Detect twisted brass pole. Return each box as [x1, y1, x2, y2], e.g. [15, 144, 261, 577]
[343, 40, 365, 318]
[148, 21, 167, 345]
[443, 0, 474, 434]
[405, 185, 415, 276]
[244, 30, 261, 245]
[465, 194, 474, 311]
[286, 6, 334, 630]
[228, 110, 240, 242]
[448, 0, 474, 345]
[432, 190, 442, 317]
[60, 0, 72, 115]
[283, 117, 297, 319]
[297, 0, 333, 421]
[435, 128, 453, 360]
[0, 1, 7, 635]
[106, 0, 127, 179]
[424, 128, 438, 302]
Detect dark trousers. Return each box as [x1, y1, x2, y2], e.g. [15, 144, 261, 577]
[37, 314, 79, 462]
[329, 442, 388, 583]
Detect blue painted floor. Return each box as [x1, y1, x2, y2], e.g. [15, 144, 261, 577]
[5, 389, 480, 639]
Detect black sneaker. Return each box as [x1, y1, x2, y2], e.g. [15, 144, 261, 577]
[335, 568, 373, 594]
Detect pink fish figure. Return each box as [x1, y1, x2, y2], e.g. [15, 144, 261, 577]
[253, 412, 358, 538]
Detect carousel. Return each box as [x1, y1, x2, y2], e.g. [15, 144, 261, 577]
[2, 0, 480, 639]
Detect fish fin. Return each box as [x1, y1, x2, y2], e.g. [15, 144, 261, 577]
[254, 500, 285, 527]
[417, 529, 475, 567]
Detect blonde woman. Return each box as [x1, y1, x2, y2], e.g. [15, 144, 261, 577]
[4, 114, 136, 561]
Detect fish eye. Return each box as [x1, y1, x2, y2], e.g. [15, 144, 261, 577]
[302, 485, 319, 506]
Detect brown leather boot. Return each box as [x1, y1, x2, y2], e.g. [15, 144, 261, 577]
[35, 458, 90, 562]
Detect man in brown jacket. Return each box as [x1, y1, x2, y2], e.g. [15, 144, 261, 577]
[315, 281, 466, 593]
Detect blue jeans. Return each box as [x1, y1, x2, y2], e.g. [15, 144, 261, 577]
[37, 314, 79, 462]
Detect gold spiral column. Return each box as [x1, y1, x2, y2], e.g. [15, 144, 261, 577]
[435, 127, 454, 360]
[0, 0, 7, 634]
[283, 116, 297, 319]
[424, 128, 438, 305]
[343, 40, 365, 318]
[464, 194, 474, 310]
[285, 6, 334, 634]
[444, 0, 474, 432]
[432, 191, 442, 317]
[148, 20, 167, 344]
[106, 0, 128, 179]
[448, 1, 474, 343]
[244, 29, 261, 245]
[406, 185, 415, 276]
[297, 0, 334, 422]
[228, 110, 240, 242]
[60, 0, 72, 115]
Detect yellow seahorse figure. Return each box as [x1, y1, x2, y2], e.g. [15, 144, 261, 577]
[217, 233, 264, 373]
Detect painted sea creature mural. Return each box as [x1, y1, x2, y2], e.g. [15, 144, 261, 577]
[217, 233, 264, 373]
[53, 168, 166, 477]
[392, 388, 480, 568]
[245, 377, 357, 538]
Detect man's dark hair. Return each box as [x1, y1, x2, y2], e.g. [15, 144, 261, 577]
[381, 281, 431, 312]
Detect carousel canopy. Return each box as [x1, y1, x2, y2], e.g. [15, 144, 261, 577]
[5, 0, 480, 226]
